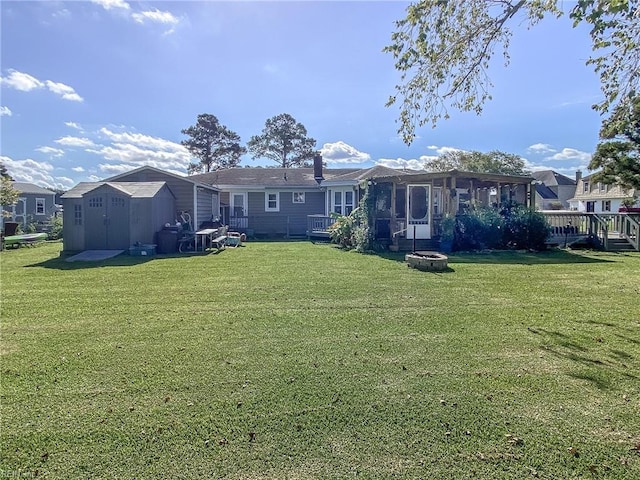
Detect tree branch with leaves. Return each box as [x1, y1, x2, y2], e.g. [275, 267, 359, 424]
[385, 0, 638, 146]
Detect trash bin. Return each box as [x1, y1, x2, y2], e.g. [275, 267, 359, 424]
[3, 222, 19, 236]
[157, 226, 182, 254]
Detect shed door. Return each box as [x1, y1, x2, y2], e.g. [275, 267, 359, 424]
[85, 193, 130, 249]
[407, 185, 431, 239]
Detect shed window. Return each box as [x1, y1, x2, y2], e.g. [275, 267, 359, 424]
[35, 198, 45, 215]
[265, 192, 279, 212]
[89, 197, 103, 208]
[74, 204, 82, 225]
[293, 192, 305, 204]
[112, 196, 125, 208]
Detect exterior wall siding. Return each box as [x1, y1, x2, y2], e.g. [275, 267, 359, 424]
[62, 198, 85, 251]
[2, 192, 56, 226]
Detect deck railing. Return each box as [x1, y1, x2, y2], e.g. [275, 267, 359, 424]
[307, 215, 333, 238]
[617, 214, 639, 250]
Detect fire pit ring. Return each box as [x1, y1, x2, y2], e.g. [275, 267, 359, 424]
[405, 251, 449, 271]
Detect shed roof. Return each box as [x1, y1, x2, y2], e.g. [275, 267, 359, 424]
[12, 182, 56, 195]
[104, 165, 219, 192]
[61, 181, 171, 199]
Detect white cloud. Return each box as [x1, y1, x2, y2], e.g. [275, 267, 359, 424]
[1, 69, 83, 102]
[320, 141, 371, 164]
[1, 70, 44, 91]
[426, 145, 467, 156]
[45, 80, 83, 102]
[99, 127, 186, 152]
[98, 163, 138, 175]
[91, 0, 130, 10]
[65, 121, 82, 130]
[0, 106, 12, 116]
[527, 143, 556, 154]
[132, 9, 179, 25]
[54, 136, 97, 148]
[546, 148, 592, 162]
[0, 155, 74, 190]
[376, 158, 426, 170]
[71, 166, 85, 172]
[36, 146, 65, 158]
[89, 142, 190, 170]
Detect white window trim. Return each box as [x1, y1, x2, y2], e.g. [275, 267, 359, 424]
[293, 192, 305, 204]
[35, 197, 46, 215]
[265, 192, 280, 212]
[230, 192, 248, 216]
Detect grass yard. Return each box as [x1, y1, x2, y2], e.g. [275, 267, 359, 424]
[1, 241, 639, 479]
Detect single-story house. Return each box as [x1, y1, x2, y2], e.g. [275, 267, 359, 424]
[61, 182, 176, 251]
[2, 181, 57, 232]
[568, 172, 638, 213]
[192, 165, 536, 247]
[190, 164, 400, 237]
[531, 170, 577, 210]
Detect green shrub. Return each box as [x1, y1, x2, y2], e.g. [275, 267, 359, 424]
[48, 215, 63, 240]
[455, 207, 504, 250]
[502, 205, 550, 250]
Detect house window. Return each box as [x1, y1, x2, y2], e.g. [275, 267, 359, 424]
[602, 200, 611, 212]
[333, 191, 343, 215]
[293, 192, 305, 204]
[35, 198, 45, 215]
[89, 197, 103, 208]
[265, 192, 279, 212]
[74, 204, 82, 225]
[583, 181, 590, 193]
[345, 191, 354, 215]
[599, 182, 607, 192]
[586, 201, 595, 212]
[331, 189, 356, 216]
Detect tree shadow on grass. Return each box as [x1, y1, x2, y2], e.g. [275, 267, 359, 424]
[375, 249, 614, 265]
[528, 326, 638, 390]
[25, 250, 221, 270]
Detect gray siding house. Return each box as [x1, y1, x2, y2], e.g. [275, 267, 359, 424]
[2, 182, 57, 231]
[190, 167, 397, 237]
[61, 181, 176, 252]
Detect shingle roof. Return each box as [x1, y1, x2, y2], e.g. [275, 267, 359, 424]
[61, 182, 170, 199]
[192, 167, 365, 187]
[12, 182, 56, 195]
[531, 170, 576, 186]
[535, 184, 558, 200]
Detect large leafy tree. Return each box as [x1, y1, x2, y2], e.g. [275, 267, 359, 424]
[589, 95, 640, 190]
[385, 0, 639, 145]
[0, 161, 19, 213]
[247, 113, 316, 168]
[425, 150, 530, 176]
[181, 114, 246, 174]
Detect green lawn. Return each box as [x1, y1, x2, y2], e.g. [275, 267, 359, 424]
[1, 242, 639, 479]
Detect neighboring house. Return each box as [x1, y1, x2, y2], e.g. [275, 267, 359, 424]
[104, 166, 220, 228]
[1, 182, 57, 231]
[191, 165, 401, 237]
[532, 170, 576, 210]
[568, 172, 638, 213]
[61, 182, 176, 251]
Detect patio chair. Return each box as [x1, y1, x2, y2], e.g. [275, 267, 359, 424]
[226, 231, 242, 247]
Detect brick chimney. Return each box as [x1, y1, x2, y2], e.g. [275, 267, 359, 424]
[575, 170, 582, 183]
[314, 152, 323, 184]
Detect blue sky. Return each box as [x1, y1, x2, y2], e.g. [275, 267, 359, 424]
[1, 0, 603, 190]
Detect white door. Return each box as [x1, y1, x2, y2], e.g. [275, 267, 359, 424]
[407, 185, 431, 239]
